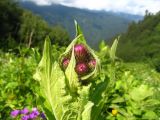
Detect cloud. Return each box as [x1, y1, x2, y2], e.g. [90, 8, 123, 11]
[23, 0, 160, 15]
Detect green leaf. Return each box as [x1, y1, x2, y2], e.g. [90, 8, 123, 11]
[5, 82, 18, 89]
[111, 97, 125, 103]
[142, 111, 158, 119]
[34, 37, 73, 120]
[77, 84, 93, 120]
[65, 47, 79, 92]
[90, 80, 109, 120]
[33, 36, 52, 82]
[59, 35, 81, 60]
[75, 20, 83, 37]
[99, 41, 107, 50]
[98, 41, 109, 59]
[110, 37, 119, 62]
[82, 102, 94, 120]
[130, 85, 153, 101]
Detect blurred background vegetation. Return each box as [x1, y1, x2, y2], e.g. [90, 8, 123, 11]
[0, 0, 71, 51]
[117, 11, 160, 72]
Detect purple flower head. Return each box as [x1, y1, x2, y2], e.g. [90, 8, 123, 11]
[21, 115, 29, 120]
[88, 59, 96, 70]
[29, 112, 37, 119]
[32, 108, 39, 114]
[11, 107, 44, 120]
[28, 108, 40, 119]
[21, 108, 29, 115]
[74, 44, 88, 61]
[11, 109, 20, 118]
[40, 112, 47, 120]
[62, 58, 70, 69]
[75, 63, 89, 76]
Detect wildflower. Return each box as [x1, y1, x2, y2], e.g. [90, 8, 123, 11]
[74, 44, 88, 61]
[112, 109, 118, 116]
[29, 108, 40, 119]
[21, 115, 29, 120]
[62, 58, 70, 69]
[11, 107, 46, 120]
[29, 113, 37, 119]
[21, 108, 29, 114]
[40, 112, 47, 120]
[75, 63, 89, 75]
[11, 109, 20, 118]
[88, 59, 96, 70]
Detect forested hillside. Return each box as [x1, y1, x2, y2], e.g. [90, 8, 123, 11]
[0, 0, 70, 51]
[20, 1, 142, 48]
[117, 12, 160, 71]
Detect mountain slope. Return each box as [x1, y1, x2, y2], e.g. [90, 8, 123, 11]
[117, 12, 160, 71]
[20, 1, 142, 48]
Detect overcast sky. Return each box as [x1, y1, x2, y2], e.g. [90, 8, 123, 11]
[23, 0, 160, 15]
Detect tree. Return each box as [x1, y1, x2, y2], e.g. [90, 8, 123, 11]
[116, 12, 160, 71]
[49, 25, 70, 46]
[18, 11, 50, 48]
[0, 0, 23, 49]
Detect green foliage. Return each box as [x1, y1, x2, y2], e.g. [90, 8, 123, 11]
[104, 70, 160, 119]
[0, 0, 70, 51]
[0, 0, 23, 50]
[0, 48, 38, 119]
[0, 44, 66, 119]
[18, 11, 49, 48]
[49, 25, 70, 46]
[19, 11, 70, 48]
[117, 12, 160, 72]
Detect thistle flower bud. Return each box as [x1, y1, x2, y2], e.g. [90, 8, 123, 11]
[62, 58, 70, 69]
[88, 59, 96, 70]
[74, 44, 88, 61]
[75, 63, 89, 76]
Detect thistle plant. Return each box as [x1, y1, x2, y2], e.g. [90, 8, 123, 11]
[33, 21, 104, 120]
[75, 62, 89, 76]
[62, 58, 70, 70]
[88, 59, 96, 70]
[74, 44, 88, 62]
[33, 21, 159, 120]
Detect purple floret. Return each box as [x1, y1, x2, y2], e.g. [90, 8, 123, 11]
[11, 110, 20, 118]
[29, 112, 37, 119]
[29, 108, 40, 119]
[32, 108, 40, 115]
[21, 115, 29, 120]
[40, 112, 47, 120]
[21, 108, 29, 114]
[11, 107, 45, 120]
[74, 44, 88, 61]
[75, 63, 89, 75]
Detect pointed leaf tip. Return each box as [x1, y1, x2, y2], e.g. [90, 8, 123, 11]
[74, 20, 83, 37]
[110, 36, 119, 62]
